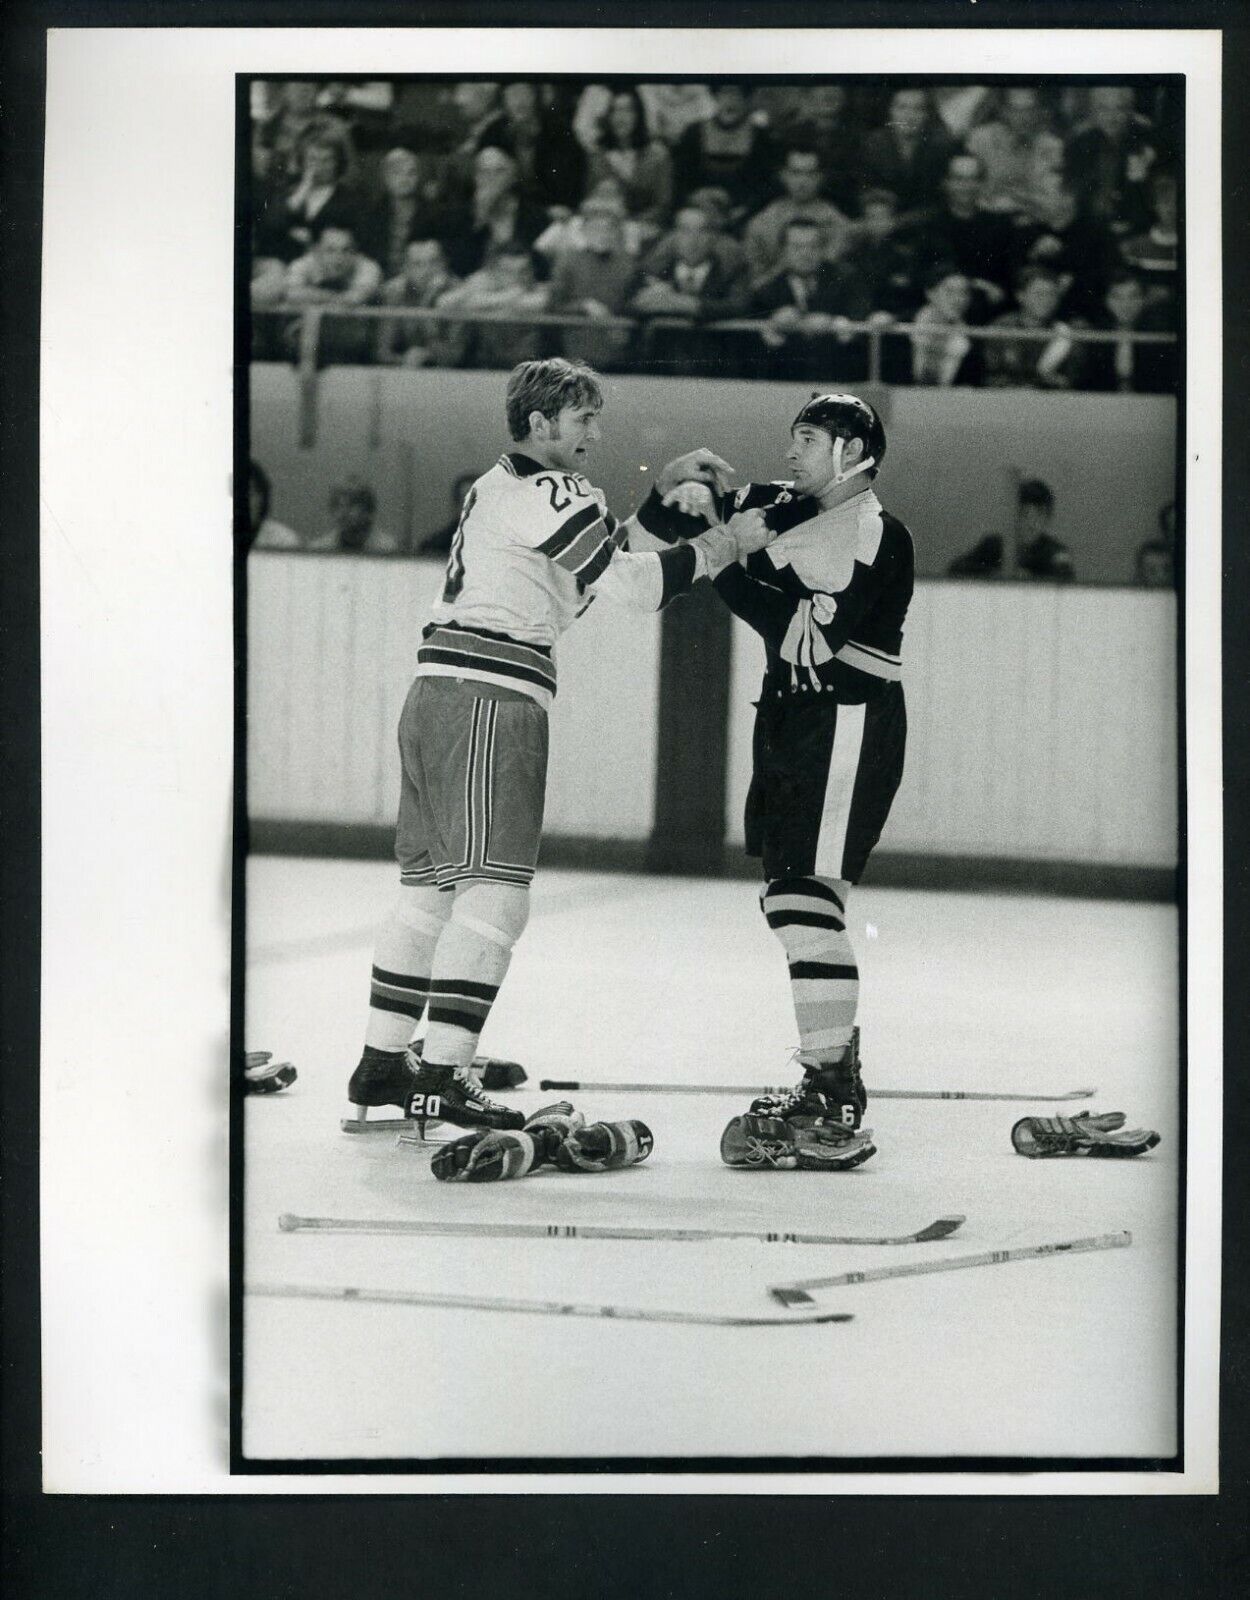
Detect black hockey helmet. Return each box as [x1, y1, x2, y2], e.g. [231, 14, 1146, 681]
[791, 392, 886, 486]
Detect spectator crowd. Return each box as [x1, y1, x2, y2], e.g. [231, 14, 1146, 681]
[250, 78, 1181, 389]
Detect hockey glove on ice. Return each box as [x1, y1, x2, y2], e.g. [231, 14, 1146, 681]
[1011, 1111, 1161, 1158]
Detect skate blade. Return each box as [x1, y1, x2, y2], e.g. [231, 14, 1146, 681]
[340, 1104, 410, 1135]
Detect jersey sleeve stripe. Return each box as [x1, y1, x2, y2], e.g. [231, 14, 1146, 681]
[572, 540, 616, 586]
[547, 518, 611, 576]
[535, 502, 602, 559]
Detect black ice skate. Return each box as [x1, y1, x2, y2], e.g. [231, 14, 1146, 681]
[404, 1061, 526, 1137]
[341, 1045, 425, 1134]
[750, 1028, 867, 1131]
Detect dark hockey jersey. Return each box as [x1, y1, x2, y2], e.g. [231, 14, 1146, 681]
[646, 479, 914, 702]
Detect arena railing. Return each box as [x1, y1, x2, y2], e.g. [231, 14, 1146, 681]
[250, 304, 1178, 445]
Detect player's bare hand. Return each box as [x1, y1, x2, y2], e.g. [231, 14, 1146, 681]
[726, 506, 771, 556]
[661, 480, 717, 522]
[657, 448, 736, 496]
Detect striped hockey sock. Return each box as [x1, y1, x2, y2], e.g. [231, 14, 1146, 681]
[761, 875, 859, 1063]
[364, 886, 452, 1051]
[421, 883, 529, 1071]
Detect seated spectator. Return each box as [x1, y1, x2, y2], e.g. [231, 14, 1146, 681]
[947, 534, 1005, 578]
[786, 85, 864, 213]
[750, 219, 871, 380]
[422, 471, 481, 555]
[671, 83, 777, 223]
[283, 225, 383, 365]
[952, 480, 1073, 581]
[377, 239, 464, 368]
[357, 147, 447, 279]
[964, 86, 1065, 217]
[441, 145, 550, 278]
[1065, 84, 1159, 236]
[1013, 479, 1075, 581]
[1080, 270, 1177, 394]
[844, 188, 920, 320]
[584, 88, 674, 228]
[475, 81, 586, 211]
[254, 80, 354, 192]
[1120, 169, 1179, 304]
[860, 88, 957, 219]
[435, 243, 549, 369]
[908, 153, 1017, 319]
[742, 145, 850, 287]
[909, 265, 981, 386]
[1134, 539, 1174, 589]
[1016, 173, 1120, 322]
[307, 478, 402, 554]
[632, 204, 750, 320]
[638, 83, 717, 146]
[246, 461, 302, 551]
[250, 250, 290, 360]
[632, 202, 750, 376]
[265, 135, 362, 263]
[534, 177, 646, 260]
[685, 187, 750, 274]
[547, 195, 641, 369]
[983, 267, 1082, 390]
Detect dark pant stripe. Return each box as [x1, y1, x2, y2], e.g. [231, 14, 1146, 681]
[369, 992, 427, 1020]
[766, 876, 846, 912]
[765, 909, 846, 932]
[426, 1003, 490, 1033]
[788, 960, 859, 980]
[372, 966, 430, 991]
[427, 978, 499, 1002]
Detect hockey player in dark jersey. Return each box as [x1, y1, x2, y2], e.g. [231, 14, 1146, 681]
[651, 393, 913, 1171]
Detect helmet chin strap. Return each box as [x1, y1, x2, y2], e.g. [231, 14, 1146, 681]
[827, 436, 875, 489]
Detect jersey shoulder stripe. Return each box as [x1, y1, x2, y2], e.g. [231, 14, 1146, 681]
[536, 502, 602, 559]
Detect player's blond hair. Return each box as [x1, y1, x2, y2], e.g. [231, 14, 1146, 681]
[505, 359, 604, 442]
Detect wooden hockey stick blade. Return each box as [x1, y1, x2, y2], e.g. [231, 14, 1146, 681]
[539, 1079, 1095, 1102]
[277, 1212, 966, 1247]
[248, 1281, 853, 1327]
[768, 1230, 1132, 1307]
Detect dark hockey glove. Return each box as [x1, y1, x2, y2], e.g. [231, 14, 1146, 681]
[429, 1102, 581, 1182]
[552, 1119, 653, 1172]
[720, 1113, 876, 1171]
[1011, 1112, 1161, 1159]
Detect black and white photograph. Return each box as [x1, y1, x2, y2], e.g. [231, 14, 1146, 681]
[30, 20, 1224, 1496]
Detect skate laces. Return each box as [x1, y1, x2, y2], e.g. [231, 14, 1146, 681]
[452, 1066, 507, 1110]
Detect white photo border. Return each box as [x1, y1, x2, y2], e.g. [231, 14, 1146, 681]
[39, 24, 1221, 1494]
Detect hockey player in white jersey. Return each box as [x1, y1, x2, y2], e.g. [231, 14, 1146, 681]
[346, 357, 772, 1134]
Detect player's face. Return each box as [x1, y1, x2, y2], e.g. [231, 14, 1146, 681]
[544, 403, 602, 471]
[786, 424, 839, 495]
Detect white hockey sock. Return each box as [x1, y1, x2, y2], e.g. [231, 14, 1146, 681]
[421, 882, 530, 1070]
[761, 875, 858, 1063]
[364, 885, 453, 1051]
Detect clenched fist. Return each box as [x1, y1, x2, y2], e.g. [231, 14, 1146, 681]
[726, 506, 772, 557]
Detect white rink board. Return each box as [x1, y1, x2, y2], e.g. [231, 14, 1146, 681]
[243, 859, 1179, 1464]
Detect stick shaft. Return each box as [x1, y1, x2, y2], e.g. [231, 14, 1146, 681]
[248, 1282, 852, 1328]
[278, 1213, 962, 1247]
[771, 1231, 1131, 1296]
[539, 1080, 1093, 1102]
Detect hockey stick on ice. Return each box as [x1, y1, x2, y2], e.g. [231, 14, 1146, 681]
[539, 1079, 1096, 1102]
[247, 1281, 853, 1327]
[277, 1212, 966, 1247]
[768, 1230, 1131, 1307]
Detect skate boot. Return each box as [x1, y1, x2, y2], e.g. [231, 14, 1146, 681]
[749, 1028, 867, 1130]
[404, 1058, 526, 1136]
[407, 1037, 527, 1091]
[341, 1044, 425, 1134]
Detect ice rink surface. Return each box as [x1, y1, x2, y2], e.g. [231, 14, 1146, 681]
[243, 857, 1180, 1467]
